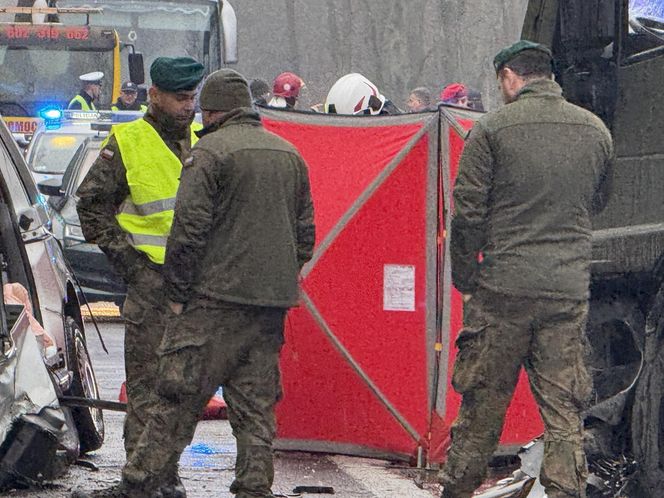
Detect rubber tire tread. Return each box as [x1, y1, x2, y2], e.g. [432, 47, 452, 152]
[632, 289, 664, 496]
[66, 317, 105, 453]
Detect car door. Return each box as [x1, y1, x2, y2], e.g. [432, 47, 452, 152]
[0, 121, 70, 365]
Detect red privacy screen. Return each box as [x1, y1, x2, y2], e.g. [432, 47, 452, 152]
[260, 107, 543, 465]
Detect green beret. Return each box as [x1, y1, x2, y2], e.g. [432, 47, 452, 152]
[493, 40, 552, 72]
[199, 69, 252, 112]
[150, 57, 205, 92]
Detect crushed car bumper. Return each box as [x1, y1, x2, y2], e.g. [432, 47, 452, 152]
[0, 307, 76, 489]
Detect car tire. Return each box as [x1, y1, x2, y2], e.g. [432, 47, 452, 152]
[631, 290, 664, 496]
[65, 317, 105, 453]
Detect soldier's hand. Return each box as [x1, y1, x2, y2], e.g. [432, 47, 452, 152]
[168, 300, 184, 315]
[462, 294, 472, 303]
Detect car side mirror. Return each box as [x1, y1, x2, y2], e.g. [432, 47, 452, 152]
[37, 180, 64, 198]
[129, 53, 145, 85]
[220, 0, 238, 64]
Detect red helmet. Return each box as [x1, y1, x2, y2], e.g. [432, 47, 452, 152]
[272, 72, 304, 98]
[440, 83, 468, 103]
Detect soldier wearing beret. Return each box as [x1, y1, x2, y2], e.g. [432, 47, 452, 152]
[439, 40, 613, 498]
[108, 69, 314, 498]
[73, 57, 205, 498]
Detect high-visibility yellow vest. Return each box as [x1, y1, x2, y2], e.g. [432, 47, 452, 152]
[68, 94, 96, 111]
[113, 119, 202, 264]
[111, 104, 148, 113]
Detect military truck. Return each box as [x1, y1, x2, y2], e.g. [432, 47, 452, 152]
[523, 0, 664, 494]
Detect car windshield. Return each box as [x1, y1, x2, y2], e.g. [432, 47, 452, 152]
[58, 0, 219, 80]
[631, 0, 664, 18]
[29, 133, 88, 174]
[629, 0, 664, 47]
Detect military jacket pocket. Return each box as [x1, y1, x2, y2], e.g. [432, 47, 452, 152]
[156, 344, 204, 401]
[131, 266, 164, 303]
[452, 320, 490, 394]
[158, 308, 208, 356]
[122, 294, 147, 325]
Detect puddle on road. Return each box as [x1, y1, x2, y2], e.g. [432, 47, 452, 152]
[180, 441, 236, 469]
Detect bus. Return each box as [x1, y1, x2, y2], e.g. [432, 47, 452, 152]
[0, 1, 236, 136]
[56, 0, 238, 85]
[0, 6, 131, 134]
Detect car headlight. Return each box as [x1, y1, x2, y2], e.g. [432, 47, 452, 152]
[64, 224, 86, 247]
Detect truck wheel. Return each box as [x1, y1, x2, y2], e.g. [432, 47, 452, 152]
[585, 298, 643, 458]
[631, 291, 664, 496]
[66, 317, 105, 453]
[586, 298, 643, 402]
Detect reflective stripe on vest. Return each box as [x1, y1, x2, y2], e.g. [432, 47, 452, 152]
[113, 119, 202, 264]
[68, 94, 96, 111]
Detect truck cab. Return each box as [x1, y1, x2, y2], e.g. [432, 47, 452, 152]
[524, 0, 664, 279]
[523, 1, 664, 494]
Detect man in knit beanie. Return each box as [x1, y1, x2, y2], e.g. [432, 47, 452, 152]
[107, 69, 315, 498]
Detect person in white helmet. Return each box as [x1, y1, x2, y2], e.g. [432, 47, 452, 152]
[68, 71, 104, 111]
[324, 73, 400, 115]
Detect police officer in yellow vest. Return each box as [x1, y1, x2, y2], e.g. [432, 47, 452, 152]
[75, 57, 204, 498]
[68, 71, 104, 111]
[111, 81, 148, 112]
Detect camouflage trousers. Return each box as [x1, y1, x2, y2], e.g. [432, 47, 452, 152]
[121, 265, 168, 460]
[123, 299, 286, 498]
[439, 289, 592, 498]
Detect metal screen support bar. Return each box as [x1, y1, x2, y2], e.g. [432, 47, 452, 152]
[301, 292, 422, 443]
[301, 119, 437, 279]
[439, 106, 470, 139]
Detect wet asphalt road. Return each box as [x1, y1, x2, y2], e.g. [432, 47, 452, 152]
[10, 321, 440, 498]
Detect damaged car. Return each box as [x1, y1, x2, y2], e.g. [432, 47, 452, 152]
[0, 115, 104, 489]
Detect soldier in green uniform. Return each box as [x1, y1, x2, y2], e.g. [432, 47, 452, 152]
[439, 41, 614, 498]
[72, 57, 205, 498]
[83, 68, 315, 498]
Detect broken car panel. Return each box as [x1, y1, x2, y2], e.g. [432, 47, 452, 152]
[0, 115, 104, 489]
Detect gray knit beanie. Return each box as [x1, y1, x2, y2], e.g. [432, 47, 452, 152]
[199, 69, 252, 111]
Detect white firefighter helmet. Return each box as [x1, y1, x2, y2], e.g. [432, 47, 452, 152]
[324, 73, 386, 115]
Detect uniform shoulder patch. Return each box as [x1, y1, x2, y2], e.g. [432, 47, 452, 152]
[183, 156, 194, 168]
[100, 148, 115, 161]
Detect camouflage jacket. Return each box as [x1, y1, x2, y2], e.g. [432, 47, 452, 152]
[163, 108, 315, 308]
[76, 111, 195, 284]
[451, 79, 614, 300]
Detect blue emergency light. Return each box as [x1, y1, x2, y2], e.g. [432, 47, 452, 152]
[39, 106, 63, 130]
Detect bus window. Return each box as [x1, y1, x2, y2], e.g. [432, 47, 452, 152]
[59, 0, 221, 81]
[0, 25, 117, 117]
[0, 47, 115, 114]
